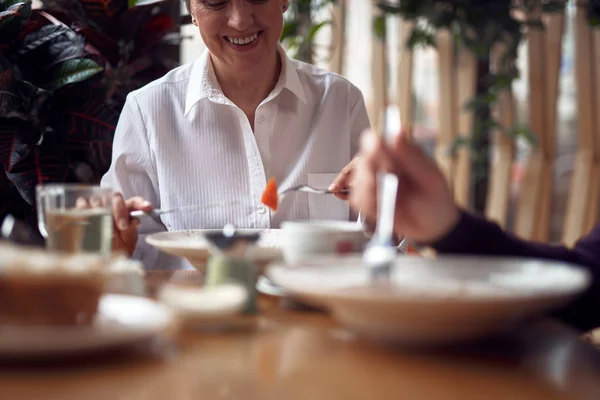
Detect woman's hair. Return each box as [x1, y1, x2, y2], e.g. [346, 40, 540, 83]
[184, 0, 191, 14]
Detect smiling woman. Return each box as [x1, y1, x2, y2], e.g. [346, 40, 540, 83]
[100, 0, 370, 270]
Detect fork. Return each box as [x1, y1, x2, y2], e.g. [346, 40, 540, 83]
[363, 173, 399, 283]
[363, 109, 399, 284]
[130, 202, 240, 223]
[278, 185, 350, 196]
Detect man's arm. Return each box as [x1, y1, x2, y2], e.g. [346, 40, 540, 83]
[431, 211, 600, 331]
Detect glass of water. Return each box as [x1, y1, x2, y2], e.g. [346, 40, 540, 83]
[36, 184, 113, 257]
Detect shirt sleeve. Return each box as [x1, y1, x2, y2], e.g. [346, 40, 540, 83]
[431, 210, 600, 331]
[101, 94, 188, 270]
[348, 86, 371, 158]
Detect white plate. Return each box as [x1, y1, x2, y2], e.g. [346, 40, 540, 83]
[158, 283, 255, 330]
[256, 275, 287, 297]
[146, 229, 283, 273]
[0, 294, 175, 358]
[266, 256, 591, 344]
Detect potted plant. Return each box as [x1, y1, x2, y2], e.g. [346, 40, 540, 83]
[375, 0, 568, 215]
[280, 0, 338, 64]
[0, 0, 111, 230]
[38, 0, 181, 107]
[0, 0, 181, 234]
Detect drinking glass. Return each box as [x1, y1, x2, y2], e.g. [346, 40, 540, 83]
[36, 184, 113, 256]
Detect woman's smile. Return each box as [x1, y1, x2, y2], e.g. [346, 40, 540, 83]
[223, 30, 264, 51]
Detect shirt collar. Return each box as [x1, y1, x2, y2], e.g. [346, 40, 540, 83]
[184, 45, 307, 117]
[276, 44, 307, 105]
[184, 49, 221, 117]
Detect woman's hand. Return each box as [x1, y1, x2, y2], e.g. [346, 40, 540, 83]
[111, 193, 152, 257]
[349, 130, 461, 244]
[328, 157, 360, 200]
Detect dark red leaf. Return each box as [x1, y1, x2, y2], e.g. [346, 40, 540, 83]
[74, 25, 119, 65]
[34, 0, 89, 26]
[18, 18, 44, 40]
[120, 1, 168, 43]
[0, 69, 51, 137]
[80, 0, 126, 19]
[47, 89, 119, 178]
[0, 167, 36, 224]
[0, 120, 17, 169]
[0, 118, 42, 174]
[0, 1, 31, 47]
[13, 24, 87, 80]
[6, 141, 71, 205]
[143, 13, 174, 33]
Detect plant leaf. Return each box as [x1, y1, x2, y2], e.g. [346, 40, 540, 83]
[373, 15, 386, 40]
[42, 58, 102, 90]
[377, 3, 402, 14]
[129, 12, 176, 60]
[79, 0, 127, 23]
[449, 135, 471, 157]
[0, 117, 42, 175]
[307, 20, 330, 43]
[542, 0, 567, 13]
[0, 1, 31, 47]
[47, 89, 119, 178]
[6, 138, 71, 205]
[280, 20, 298, 41]
[11, 24, 88, 85]
[15, 24, 85, 68]
[120, 0, 170, 43]
[0, 69, 51, 123]
[589, 2, 600, 27]
[74, 25, 120, 66]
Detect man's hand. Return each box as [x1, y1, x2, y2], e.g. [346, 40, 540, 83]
[329, 157, 360, 201]
[349, 130, 461, 244]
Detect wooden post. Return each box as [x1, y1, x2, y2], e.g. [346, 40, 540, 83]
[435, 29, 457, 189]
[453, 47, 478, 208]
[586, 27, 600, 232]
[486, 45, 516, 228]
[562, 3, 598, 246]
[534, 13, 565, 241]
[369, 6, 387, 129]
[396, 20, 414, 138]
[514, 2, 548, 240]
[328, 0, 346, 75]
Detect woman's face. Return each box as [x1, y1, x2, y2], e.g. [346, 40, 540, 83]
[191, 0, 288, 73]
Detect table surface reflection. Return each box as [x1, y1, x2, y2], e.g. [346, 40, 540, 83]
[1, 270, 600, 400]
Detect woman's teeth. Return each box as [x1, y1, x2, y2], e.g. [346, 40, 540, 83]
[226, 32, 259, 45]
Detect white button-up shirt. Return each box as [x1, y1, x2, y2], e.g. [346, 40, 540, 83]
[101, 46, 371, 269]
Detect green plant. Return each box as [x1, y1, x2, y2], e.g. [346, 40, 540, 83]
[590, 0, 600, 26]
[280, 0, 337, 63]
[39, 0, 181, 107]
[0, 0, 180, 233]
[0, 0, 111, 228]
[375, 0, 569, 210]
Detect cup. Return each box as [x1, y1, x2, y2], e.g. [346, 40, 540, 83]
[36, 184, 113, 257]
[280, 220, 369, 264]
[203, 228, 260, 314]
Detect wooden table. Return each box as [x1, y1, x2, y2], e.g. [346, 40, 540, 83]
[2, 270, 600, 400]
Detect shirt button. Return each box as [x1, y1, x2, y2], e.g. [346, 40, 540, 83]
[258, 116, 266, 124]
[257, 206, 267, 214]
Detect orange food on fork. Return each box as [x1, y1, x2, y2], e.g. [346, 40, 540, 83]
[406, 244, 421, 255]
[261, 177, 279, 212]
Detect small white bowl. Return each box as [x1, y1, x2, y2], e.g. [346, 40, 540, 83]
[280, 220, 369, 264]
[145, 229, 283, 275]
